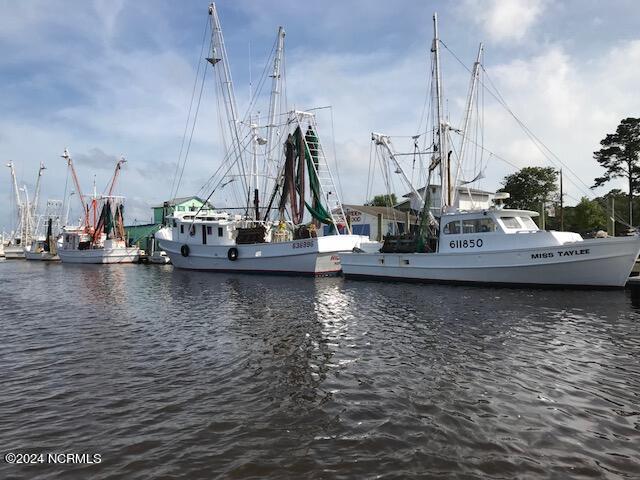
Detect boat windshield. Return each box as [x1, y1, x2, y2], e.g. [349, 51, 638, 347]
[519, 216, 539, 230]
[500, 217, 521, 229]
[462, 218, 496, 234]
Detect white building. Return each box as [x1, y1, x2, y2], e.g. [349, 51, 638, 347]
[395, 185, 494, 214]
[325, 204, 417, 241]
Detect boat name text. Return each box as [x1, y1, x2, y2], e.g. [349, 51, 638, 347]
[530, 248, 590, 260]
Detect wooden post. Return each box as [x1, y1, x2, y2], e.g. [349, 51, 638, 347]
[559, 168, 564, 231]
[377, 213, 383, 241]
[405, 210, 410, 235]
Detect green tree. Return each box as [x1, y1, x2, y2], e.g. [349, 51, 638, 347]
[368, 193, 397, 207]
[564, 197, 607, 233]
[592, 117, 640, 225]
[499, 167, 559, 212]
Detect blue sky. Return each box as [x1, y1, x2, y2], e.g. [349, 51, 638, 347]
[1, 0, 640, 231]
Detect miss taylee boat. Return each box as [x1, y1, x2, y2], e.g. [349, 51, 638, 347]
[340, 14, 640, 288]
[157, 4, 370, 275]
[57, 149, 139, 264]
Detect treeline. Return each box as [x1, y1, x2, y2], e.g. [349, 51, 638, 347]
[500, 117, 640, 235]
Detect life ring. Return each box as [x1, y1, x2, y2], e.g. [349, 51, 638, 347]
[227, 247, 238, 261]
[181, 244, 190, 257]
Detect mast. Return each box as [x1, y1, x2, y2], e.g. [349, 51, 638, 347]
[21, 185, 31, 244]
[6, 162, 21, 216]
[207, 2, 249, 205]
[32, 162, 46, 219]
[62, 149, 89, 229]
[452, 43, 483, 206]
[372, 133, 424, 209]
[432, 13, 449, 210]
[262, 26, 286, 208]
[106, 156, 126, 197]
[6, 162, 23, 241]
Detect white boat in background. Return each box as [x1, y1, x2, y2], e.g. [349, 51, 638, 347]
[4, 245, 25, 259]
[24, 216, 62, 262]
[57, 149, 140, 265]
[58, 237, 139, 264]
[148, 250, 171, 265]
[158, 4, 369, 275]
[4, 161, 39, 259]
[341, 14, 640, 288]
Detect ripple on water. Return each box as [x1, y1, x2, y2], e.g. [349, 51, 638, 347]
[0, 261, 639, 479]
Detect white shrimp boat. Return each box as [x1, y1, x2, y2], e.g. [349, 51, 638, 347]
[158, 4, 368, 275]
[342, 206, 640, 287]
[341, 14, 640, 288]
[57, 149, 139, 265]
[4, 245, 25, 259]
[4, 161, 39, 260]
[156, 211, 366, 275]
[58, 236, 139, 264]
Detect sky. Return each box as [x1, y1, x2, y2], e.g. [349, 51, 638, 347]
[1, 0, 639, 231]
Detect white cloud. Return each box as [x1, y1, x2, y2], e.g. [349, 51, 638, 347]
[461, 0, 548, 43]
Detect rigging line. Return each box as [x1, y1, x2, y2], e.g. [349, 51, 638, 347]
[170, 15, 210, 200]
[173, 56, 210, 200]
[481, 66, 596, 196]
[440, 40, 599, 201]
[365, 140, 374, 203]
[329, 106, 346, 206]
[239, 35, 278, 125]
[195, 129, 254, 199]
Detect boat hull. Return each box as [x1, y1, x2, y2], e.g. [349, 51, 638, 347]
[58, 247, 140, 264]
[148, 252, 171, 264]
[158, 234, 366, 275]
[4, 245, 25, 259]
[341, 236, 640, 288]
[24, 250, 60, 261]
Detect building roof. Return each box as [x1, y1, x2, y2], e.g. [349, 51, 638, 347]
[151, 196, 213, 209]
[401, 184, 494, 198]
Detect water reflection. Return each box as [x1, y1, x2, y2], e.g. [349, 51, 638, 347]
[2, 262, 640, 479]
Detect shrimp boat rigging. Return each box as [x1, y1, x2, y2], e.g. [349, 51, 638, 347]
[57, 149, 139, 264]
[157, 3, 371, 275]
[340, 13, 640, 288]
[4, 161, 37, 259]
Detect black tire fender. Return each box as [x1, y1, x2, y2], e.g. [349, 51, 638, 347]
[227, 247, 238, 261]
[181, 244, 190, 257]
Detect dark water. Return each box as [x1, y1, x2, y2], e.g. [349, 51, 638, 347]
[1, 260, 639, 479]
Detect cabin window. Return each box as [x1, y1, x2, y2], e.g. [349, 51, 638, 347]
[519, 216, 538, 230]
[206, 226, 212, 235]
[177, 206, 185, 212]
[218, 227, 223, 237]
[462, 218, 496, 234]
[501, 217, 521, 229]
[443, 220, 461, 234]
[172, 219, 177, 227]
[180, 225, 184, 234]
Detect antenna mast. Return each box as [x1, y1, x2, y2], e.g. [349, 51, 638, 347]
[432, 13, 449, 210]
[207, 2, 249, 204]
[262, 26, 286, 210]
[62, 149, 89, 229]
[452, 43, 483, 206]
[31, 162, 46, 220]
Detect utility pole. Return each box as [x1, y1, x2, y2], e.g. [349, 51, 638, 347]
[559, 168, 564, 231]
